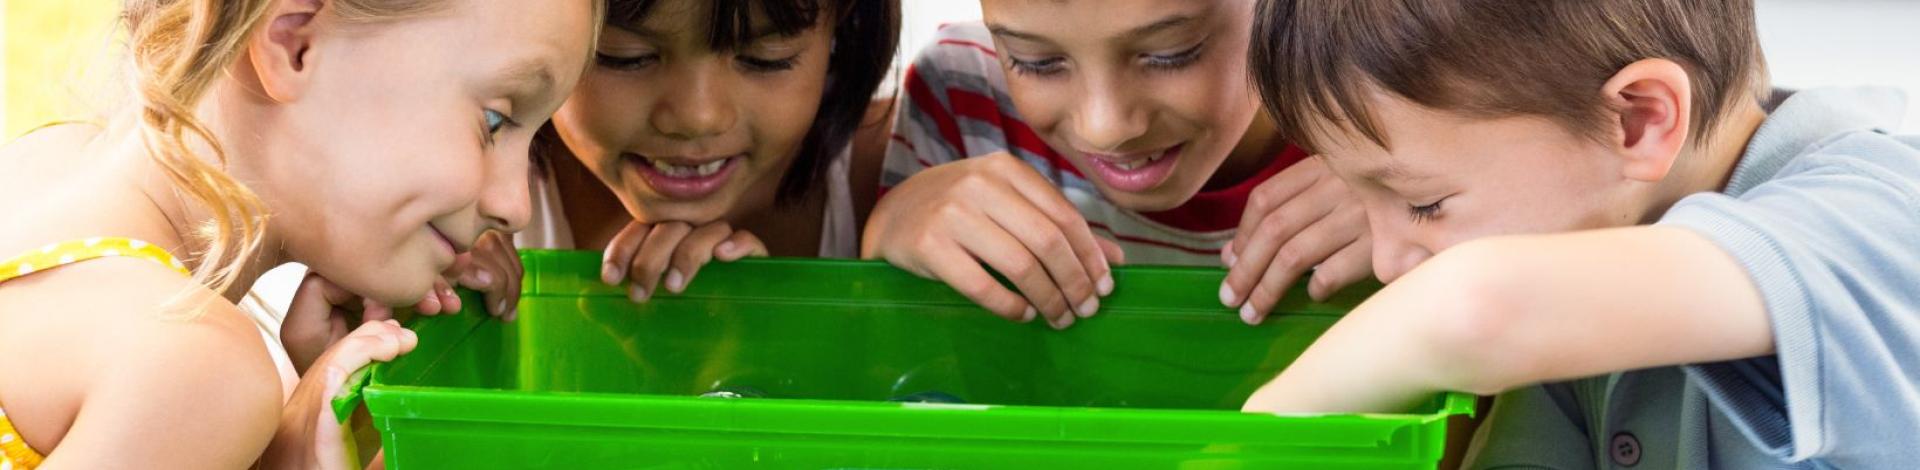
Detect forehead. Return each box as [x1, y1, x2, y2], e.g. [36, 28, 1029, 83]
[609, 0, 825, 45]
[442, 0, 596, 97]
[982, 0, 1229, 43]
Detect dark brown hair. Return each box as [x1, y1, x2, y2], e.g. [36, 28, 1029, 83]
[1249, 0, 1769, 154]
[540, 0, 900, 204]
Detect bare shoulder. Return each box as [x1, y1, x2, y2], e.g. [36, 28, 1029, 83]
[0, 122, 104, 204]
[0, 122, 101, 164]
[0, 258, 281, 465]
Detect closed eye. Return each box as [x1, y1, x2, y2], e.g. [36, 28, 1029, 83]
[1408, 198, 1446, 224]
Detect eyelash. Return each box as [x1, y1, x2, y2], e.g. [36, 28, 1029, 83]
[595, 52, 800, 74]
[1143, 41, 1206, 71]
[596, 52, 659, 71]
[482, 109, 515, 147]
[1008, 41, 1207, 78]
[1009, 57, 1067, 77]
[1408, 198, 1447, 224]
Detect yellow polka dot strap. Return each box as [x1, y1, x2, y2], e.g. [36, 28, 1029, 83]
[1, 406, 42, 469]
[0, 237, 190, 284]
[0, 237, 188, 468]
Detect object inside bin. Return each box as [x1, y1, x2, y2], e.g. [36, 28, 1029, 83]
[887, 391, 967, 404]
[698, 386, 767, 399]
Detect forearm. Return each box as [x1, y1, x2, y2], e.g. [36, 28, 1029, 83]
[1246, 227, 1773, 413]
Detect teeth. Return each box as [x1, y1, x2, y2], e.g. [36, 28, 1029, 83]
[696, 159, 725, 176]
[647, 158, 729, 178]
[1116, 161, 1143, 171]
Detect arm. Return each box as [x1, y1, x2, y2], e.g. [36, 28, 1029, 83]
[40, 302, 282, 468]
[1244, 226, 1770, 413]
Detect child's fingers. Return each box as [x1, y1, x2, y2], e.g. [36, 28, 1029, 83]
[666, 223, 732, 294]
[1232, 158, 1326, 256]
[1222, 177, 1343, 309]
[1241, 207, 1361, 325]
[1307, 231, 1374, 302]
[954, 212, 1075, 329]
[626, 222, 693, 302]
[980, 191, 1100, 318]
[922, 243, 1035, 323]
[601, 221, 653, 286]
[714, 230, 769, 262]
[329, 320, 419, 367]
[1095, 235, 1127, 266]
[1002, 158, 1116, 302]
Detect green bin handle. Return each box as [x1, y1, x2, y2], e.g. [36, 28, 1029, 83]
[329, 366, 376, 424]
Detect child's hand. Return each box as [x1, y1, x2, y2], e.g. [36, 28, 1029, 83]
[599, 220, 769, 302]
[261, 320, 417, 470]
[1220, 157, 1372, 325]
[862, 152, 1123, 329]
[444, 230, 523, 321]
[283, 272, 400, 376]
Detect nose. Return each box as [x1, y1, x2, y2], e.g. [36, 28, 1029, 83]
[651, 61, 736, 140]
[1072, 73, 1150, 151]
[1371, 225, 1435, 283]
[477, 149, 534, 233]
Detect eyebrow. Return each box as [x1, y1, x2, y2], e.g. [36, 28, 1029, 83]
[500, 58, 559, 109]
[1359, 160, 1431, 183]
[988, 14, 1197, 44]
[619, 23, 796, 45]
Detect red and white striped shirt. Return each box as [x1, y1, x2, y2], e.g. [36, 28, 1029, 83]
[883, 22, 1308, 266]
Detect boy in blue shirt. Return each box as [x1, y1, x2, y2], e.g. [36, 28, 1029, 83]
[1238, 1, 1919, 467]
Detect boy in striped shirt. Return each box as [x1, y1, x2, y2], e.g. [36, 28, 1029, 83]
[867, 0, 1371, 329]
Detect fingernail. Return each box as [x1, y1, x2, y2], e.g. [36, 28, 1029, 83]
[1076, 297, 1099, 318]
[1240, 304, 1262, 326]
[495, 299, 509, 316]
[602, 263, 621, 286]
[1220, 283, 1239, 307]
[1021, 307, 1037, 323]
[666, 269, 686, 293]
[629, 285, 650, 303]
[1224, 251, 1239, 266]
[717, 241, 736, 257]
[404, 328, 418, 341]
[1050, 312, 1075, 330]
[1096, 274, 1115, 297]
[474, 269, 493, 287]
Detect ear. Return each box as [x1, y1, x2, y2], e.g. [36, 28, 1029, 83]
[1600, 59, 1692, 183]
[248, 0, 326, 103]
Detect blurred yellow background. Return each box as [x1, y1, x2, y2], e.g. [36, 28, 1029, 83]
[3, 0, 121, 139]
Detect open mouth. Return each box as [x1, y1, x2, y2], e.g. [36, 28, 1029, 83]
[623, 153, 744, 200]
[1083, 144, 1183, 193]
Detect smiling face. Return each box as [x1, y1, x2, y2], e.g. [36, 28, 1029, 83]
[980, 0, 1267, 212]
[1311, 91, 1648, 283]
[552, 0, 836, 225]
[252, 0, 595, 305]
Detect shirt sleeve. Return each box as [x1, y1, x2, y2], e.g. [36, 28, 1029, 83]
[881, 23, 1004, 190]
[1658, 132, 1920, 466]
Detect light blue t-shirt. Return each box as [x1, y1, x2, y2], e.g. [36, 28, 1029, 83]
[1465, 87, 1920, 469]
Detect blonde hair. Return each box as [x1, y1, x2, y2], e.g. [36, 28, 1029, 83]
[119, 0, 447, 302]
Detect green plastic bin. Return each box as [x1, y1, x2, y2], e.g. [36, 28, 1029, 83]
[336, 250, 1473, 469]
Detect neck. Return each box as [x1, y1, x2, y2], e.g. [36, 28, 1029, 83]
[1642, 98, 1769, 222]
[125, 84, 292, 303]
[1205, 109, 1285, 191]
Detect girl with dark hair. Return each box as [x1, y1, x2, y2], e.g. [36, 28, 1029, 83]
[510, 0, 901, 304]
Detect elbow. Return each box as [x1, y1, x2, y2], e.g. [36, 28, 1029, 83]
[1410, 240, 1547, 396]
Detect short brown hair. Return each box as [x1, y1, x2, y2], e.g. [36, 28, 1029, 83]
[1250, 0, 1770, 154]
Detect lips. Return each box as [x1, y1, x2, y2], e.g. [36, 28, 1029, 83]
[1083, 144, 1183, 193]
[623, 153, 743, 200]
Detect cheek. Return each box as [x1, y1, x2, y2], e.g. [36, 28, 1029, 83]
[555, 76, 647, 166]
[1004, 77, 1071, 138]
